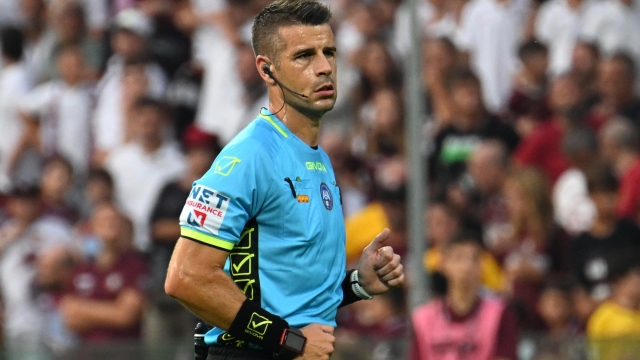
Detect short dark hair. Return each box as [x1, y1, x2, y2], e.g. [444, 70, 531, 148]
[251, 0, 332, 63]
[1, 26, 24, 61]
[44, 154, 74, 176]
[87, 168, 114, 187]
[518, 39, 548, 60]
[610, 52, 636, 78]
[133, 96, 166, 113]
[608, 251, 640, 283]
[445, 229, 484, 251]
[586, 162, 618, 194]
[446, 68, 481, 92]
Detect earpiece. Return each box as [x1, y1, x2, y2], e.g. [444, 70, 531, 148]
[262, 64, 271, 76]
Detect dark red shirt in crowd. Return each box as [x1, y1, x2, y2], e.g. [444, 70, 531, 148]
[617, 158, 640, 220]
[65, 252, 149, 343]
[513, 120, 569, 183]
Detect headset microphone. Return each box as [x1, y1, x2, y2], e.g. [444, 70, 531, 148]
[262, 65, 308, 98]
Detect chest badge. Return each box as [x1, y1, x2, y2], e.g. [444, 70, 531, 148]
[320, 182, 333, 211]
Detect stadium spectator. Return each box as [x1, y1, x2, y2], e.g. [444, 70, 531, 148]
[587, 253, 640, 359]
[571, 41, 601, 109]
[455, 0, 531, 111]
[499, 168, 566, 329]
[423, 202, 504, 293]
[104, 97, 185, 252]
[552, 128, 597, 235]
[513, 73, 583, 183]
[39, 155, 78, 225]
[0, 26, 33, 191]
[431, 68, 519, 191]
[508, 40, 550, 137]
[537, 280, 583, 336]
[145, 124, 218, 345]
[60, 204, 148, 348]
[421, 36, 460, 128]
[588, 53, 640, 130]
[570, 163, 640, 304]
[80, 168, 115, 220]
[535, 0, 595, 76]
[92, 8, 166, 157]
[598, 118, 640, 222]
[409, 231, 518, 360]
[15, 44, 93, 177]
[0, 186, 72, 358]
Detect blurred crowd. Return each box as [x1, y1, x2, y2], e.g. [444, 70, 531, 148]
[1, 0, 640, 359]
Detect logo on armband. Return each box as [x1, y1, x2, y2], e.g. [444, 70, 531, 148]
[320, 183, 333, 211]
[246, 313, 272, 339]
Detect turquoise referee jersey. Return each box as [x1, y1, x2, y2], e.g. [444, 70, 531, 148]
[178, 110, 347, 346]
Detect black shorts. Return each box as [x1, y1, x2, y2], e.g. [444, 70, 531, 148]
[207, 345, 273, 360]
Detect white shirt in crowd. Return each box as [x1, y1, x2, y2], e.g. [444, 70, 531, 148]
[92, 56, 167, 152]
[19, 80, 94, 176]
[553, 168, 596, 235]
[581, 0, 640, 59]
[393, 0, 459, 59]
[105, 141, 185, 252]
[456, 0, 531, 112]
[536, 0, 596, 76]
[0, 62, 32, 191]
[0, 218, 72, 351]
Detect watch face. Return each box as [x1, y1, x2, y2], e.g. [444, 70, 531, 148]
[284, 332, 306, 353]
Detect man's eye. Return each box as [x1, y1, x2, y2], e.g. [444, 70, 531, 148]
[297, 53, 311, 59]
[324, 50, 336, 58]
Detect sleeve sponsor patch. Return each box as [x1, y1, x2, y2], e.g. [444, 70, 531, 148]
[180, 184, 230, 235]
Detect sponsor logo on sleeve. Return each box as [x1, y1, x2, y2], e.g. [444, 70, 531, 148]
[181, 184, 230, 234]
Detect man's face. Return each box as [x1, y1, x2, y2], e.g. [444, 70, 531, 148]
[272, 24, 337, 118]
[598, 60, 633, 102]
[442, 242, 482, 289]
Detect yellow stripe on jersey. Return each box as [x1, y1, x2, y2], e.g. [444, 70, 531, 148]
[260, 115, 289, 139]
[181, 227, 235, 251]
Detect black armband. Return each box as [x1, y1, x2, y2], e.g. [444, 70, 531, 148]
[339, 269, 364, 308]
[228, 299, 289, 352]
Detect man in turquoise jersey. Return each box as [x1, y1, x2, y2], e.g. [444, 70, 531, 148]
[164, 1, 404, 359]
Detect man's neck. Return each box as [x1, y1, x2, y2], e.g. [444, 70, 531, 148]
[568, 0, 582, 10]
[269, 103, 321, 147]
[446, 286, 478, 316]
[615, 152, 638, 177]
[141, 138, 163, 154]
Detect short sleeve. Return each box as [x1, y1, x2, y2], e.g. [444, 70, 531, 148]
[18, 83, 52, 117]
[179, 143, 275, 251]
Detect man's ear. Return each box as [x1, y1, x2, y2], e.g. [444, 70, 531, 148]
[256, 55, 276, 85]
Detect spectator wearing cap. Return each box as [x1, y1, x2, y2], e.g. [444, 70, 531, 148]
[570, 163, 640, 306]
[588, 253, 640, 359]
[0, 186, 73, 357]
[599, 118, 640, 222]
[104, 97, 185, 253]
[535, 0, 595, 76]
[92, 8, 167, 158]
[0, 26, 33, 192]
[13, 44, 93, 177]
[409, 231, 518, 360]
[144, 124, 219, 345]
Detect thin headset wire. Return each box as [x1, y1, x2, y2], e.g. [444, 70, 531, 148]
[261, 82, 288, 116]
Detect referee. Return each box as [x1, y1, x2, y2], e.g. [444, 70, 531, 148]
[165, 1, 404, 359]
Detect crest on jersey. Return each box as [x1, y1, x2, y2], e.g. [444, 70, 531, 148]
[320, 182, 333, 211]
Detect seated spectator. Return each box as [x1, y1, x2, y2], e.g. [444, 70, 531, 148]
[509, 40, 551, 137]
[571, 41, 600, 110]
[409, 231, 518, 360]
[345, 157, 407, 264]
[0, 186, 72, 357]
[513, 73, 584, 183]
[146, 125, 218, 344]
[80, 168, 115, 220]
[570, 163, 640, 304]
[553, 128, 597, 235]
[587, 253, 640, 360]
[598, 118, 640, 223]
[16, 44, 93, 177]
[537, 280, 583, 336]
[105, 97, 185, 252]
[499, 168, 567, 329]
[587, 53, 640, 130]
[60, 204, 148, 345]
[421, 36, 460, 128]
[39, 155, 79, 225]
[423, 202, 504, 293]
[431, 69, 519, 191]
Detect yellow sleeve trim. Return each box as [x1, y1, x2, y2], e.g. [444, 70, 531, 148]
[181, 227, 236, 251]
[260, 114, 289, 138]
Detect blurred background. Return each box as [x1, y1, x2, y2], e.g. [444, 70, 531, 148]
[1, 0, 640, 359]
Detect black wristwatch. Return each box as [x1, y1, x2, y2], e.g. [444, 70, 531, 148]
[273, 327, 306, 359]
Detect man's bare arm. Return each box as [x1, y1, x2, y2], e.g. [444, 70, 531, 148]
[164, 237, 246, 329]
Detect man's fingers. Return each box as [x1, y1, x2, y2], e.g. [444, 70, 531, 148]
[386, 273, 404, 288]
[380, 264, 403, 283]
[363, 228, 391, 254]
[320, 325, 334, 334]
[375, 254, 401, 276]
